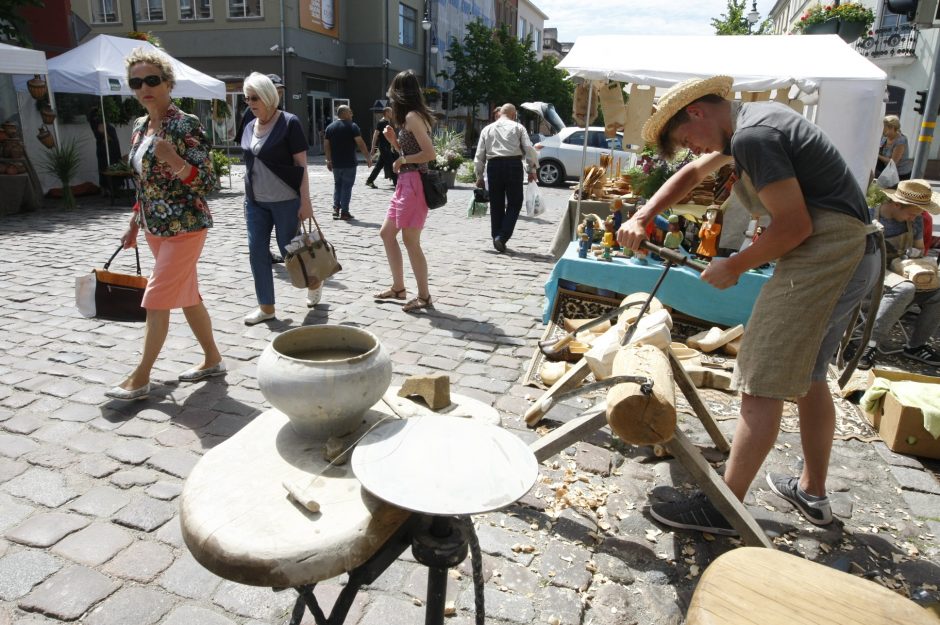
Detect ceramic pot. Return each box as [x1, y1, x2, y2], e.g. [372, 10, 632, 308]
[1, 122, 17, 139]
[27, 75, 47, 100]
[40, 106, 56, 125]
[37, 127, 54, 149]
[443, 170, 457, 189]
[257, 325, 392, 438]
[5, 140, 25, 158]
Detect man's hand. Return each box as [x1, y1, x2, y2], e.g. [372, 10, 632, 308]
[700, 257, 743, 290]
[528, 171, 537, 183]
[476, 178, 485, 189]
[616, 216, 648, 251]
[325, 160, 333, 172]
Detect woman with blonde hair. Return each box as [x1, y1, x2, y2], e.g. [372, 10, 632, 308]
[107, 48, 223, 400]
[240, 72, 317, 325]
[876, 114, 913, 184]
[374, 70, 437, 312]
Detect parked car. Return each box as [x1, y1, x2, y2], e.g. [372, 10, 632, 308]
[534, 127, 637, 186]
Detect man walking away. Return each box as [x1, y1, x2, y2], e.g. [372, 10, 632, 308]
[474, 104, 538, 253]
[366, 107, 398, 188]
[324, 105, 372, 220]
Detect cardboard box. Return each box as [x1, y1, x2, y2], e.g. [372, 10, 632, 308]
[863, 369, 940, 459]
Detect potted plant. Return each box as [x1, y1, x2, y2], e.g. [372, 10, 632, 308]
[40, 138, 83, 209]
[429, 128, 466, 188]
[794, 3, 874, 43]
[423, 87, 440, 105]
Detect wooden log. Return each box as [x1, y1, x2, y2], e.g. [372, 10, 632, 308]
[606, 344, 676, 445]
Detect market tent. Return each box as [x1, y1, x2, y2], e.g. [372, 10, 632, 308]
[557, 34, 887, 191]
[31, 34, 225, 100]
[0, 41, 48, 75]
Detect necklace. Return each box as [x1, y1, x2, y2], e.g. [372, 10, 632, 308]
[254, 110, 279, 137]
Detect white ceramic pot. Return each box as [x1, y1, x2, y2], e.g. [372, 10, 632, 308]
[257, 325, 392, 438]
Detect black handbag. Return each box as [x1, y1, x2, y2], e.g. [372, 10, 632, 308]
[421, 169, 448, 209]
[75, 245, 148, 322]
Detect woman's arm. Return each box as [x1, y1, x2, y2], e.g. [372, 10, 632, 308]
[293, 151, 313, 220]
[162, 116, 216, 195]
[890, 142, 906, 164]
[398, 111, 436, 166]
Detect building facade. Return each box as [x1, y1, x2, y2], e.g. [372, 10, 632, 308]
[517, 0, 546, 60]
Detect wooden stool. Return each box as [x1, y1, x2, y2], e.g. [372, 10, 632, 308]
[687, 547, 938, 625]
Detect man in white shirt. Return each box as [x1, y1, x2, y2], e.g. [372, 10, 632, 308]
[474, 104, 538, 253]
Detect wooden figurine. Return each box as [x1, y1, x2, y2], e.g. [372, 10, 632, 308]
[664, 214, 683, 250]
[602, 214, 618, 249]
[696, 206, 723, 259]
[578, 233, 591, 258]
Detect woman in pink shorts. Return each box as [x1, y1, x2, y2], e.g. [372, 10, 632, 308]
[374, 70, 437, 313]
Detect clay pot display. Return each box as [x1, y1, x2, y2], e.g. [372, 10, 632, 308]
[40, 106, 56, 125]
[4, 140, 25, 159]
[27, 75, 47, 100]
[37, 127, 54, 149]
[12, 162, 26, 174]
[257, 325, 392, 438]
[1, 122, 17, 139]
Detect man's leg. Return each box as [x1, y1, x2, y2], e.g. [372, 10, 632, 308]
[904, 287, 940, 364]
[332, 169, 342, 219]
[860, 280, 916, 368]
[499, 161, 525, 244]
[722, 394, 784, 500]
[488, 161, 507, 248]
[366, 158, 382, 186]
[339, 167, 356, 218]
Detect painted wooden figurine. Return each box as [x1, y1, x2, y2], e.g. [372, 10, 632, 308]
[696, 206, 723, 259]
[578, 233, 591, 258]
[602, 214, 618, 249]
[663, 214, 683, 250]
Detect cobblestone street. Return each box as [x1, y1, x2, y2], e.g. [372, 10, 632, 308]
[1, 160, 938, 625]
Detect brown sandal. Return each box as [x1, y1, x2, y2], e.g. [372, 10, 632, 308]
[374, 287, 406, 301]
[402, 295, 433, 313]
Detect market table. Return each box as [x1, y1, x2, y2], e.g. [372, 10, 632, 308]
[543, 241, 772, 326]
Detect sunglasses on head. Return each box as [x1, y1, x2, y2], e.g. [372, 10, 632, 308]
[128, 75, 163, 90]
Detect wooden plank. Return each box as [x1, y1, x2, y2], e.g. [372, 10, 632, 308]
[530, 405, 607, 463]
[524, 359, 592, 426]
[669, 349, 730, 453]
[664, 429, 772, 548]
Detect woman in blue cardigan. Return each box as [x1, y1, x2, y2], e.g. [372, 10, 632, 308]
[241, 72, 317, 325]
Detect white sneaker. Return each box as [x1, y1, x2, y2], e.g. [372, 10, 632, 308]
[306, 286, 323, 308]
[244, 308, 276, 325]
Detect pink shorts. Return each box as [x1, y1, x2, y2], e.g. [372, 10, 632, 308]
[142, 229, 206, 310]
[386, 170, 428, 229]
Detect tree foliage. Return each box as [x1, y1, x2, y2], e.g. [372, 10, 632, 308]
[0, 0, 44, 47]
[442, 19, 573, 140]
[711, 0, 772, 35]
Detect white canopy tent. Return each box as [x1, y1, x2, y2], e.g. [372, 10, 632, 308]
[0, 41, 49, 75]
[557, 34, 887, 192]
[15, 34, 226, 166]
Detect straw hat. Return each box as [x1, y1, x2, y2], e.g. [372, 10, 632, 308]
[882, 179, 940, 215]
[641, 75, 734, 145]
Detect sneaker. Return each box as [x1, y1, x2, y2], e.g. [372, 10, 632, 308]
[270, 251, 284, 264]
[339, 212, 354, 221]
[857, 343, 877, 370]
[365, 181, 377, 188]
[244, 308, 275, 326]
[765, 473, 832, 526]
[306, 285, 322, 308]
[902, 344, 940, 366]
[649, 491, 738, 536]
[332, 208, 340, 220]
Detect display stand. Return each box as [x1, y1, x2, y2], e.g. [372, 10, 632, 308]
[526, 348, 773, 549]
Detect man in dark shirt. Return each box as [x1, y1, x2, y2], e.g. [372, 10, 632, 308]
[324, 105, 371, 220]
[365, 107, 397, 188]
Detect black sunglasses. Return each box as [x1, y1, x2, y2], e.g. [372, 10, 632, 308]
[244, 95, 261, 103]
[128, 74, 164, 90]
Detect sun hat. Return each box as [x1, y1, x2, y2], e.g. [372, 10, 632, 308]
[882, 179, 940, 215]
[641, 75, 734, 145]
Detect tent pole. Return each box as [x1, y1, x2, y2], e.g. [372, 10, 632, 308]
[573, 80, 594, 240]
[47, 74, 60, 146]
[100, 94, 111, 166]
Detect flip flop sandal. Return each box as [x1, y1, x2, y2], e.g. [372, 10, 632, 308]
[374, 288, 406, 301]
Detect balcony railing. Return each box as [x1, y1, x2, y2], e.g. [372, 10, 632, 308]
[855, 23, 918, 61]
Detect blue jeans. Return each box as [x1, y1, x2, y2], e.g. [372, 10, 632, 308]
[245, 196, 300, 306]
[332, 166, 356, 212]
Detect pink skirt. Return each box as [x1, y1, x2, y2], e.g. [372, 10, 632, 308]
[142, 229, 206, 310]
[386, 171, 428, 229]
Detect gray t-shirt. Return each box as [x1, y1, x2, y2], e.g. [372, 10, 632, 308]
[730, 102, 869, 224]
[249, 130, 299, 202]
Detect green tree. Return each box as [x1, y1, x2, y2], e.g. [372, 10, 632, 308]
[711, 0, 772, 35]
[492, 25, 537, 106]
[442, 19, 502, 139]
[0, 0, 44, 46]
[529, 56, 574, 125]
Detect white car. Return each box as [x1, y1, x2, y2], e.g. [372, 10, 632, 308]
[533, 127, 636, 186]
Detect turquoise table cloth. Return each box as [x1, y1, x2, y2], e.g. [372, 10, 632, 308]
[543, 242, 773, 327]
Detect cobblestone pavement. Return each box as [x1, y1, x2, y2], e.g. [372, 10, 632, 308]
[1, 160, 939, 625]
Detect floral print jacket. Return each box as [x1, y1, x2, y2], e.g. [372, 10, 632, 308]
[129, 104, 216, 237]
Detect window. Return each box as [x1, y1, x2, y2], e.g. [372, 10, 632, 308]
[563, 131, 584, 146]
[536, 29, 542, 51]
[399, 3, 417, 48]
[229, 0, 262, 18]
[90, 0, 119, 23]
[181, 0, 212, 20]
[518, 17, 526, 40]
[136, 0, 165, 22]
